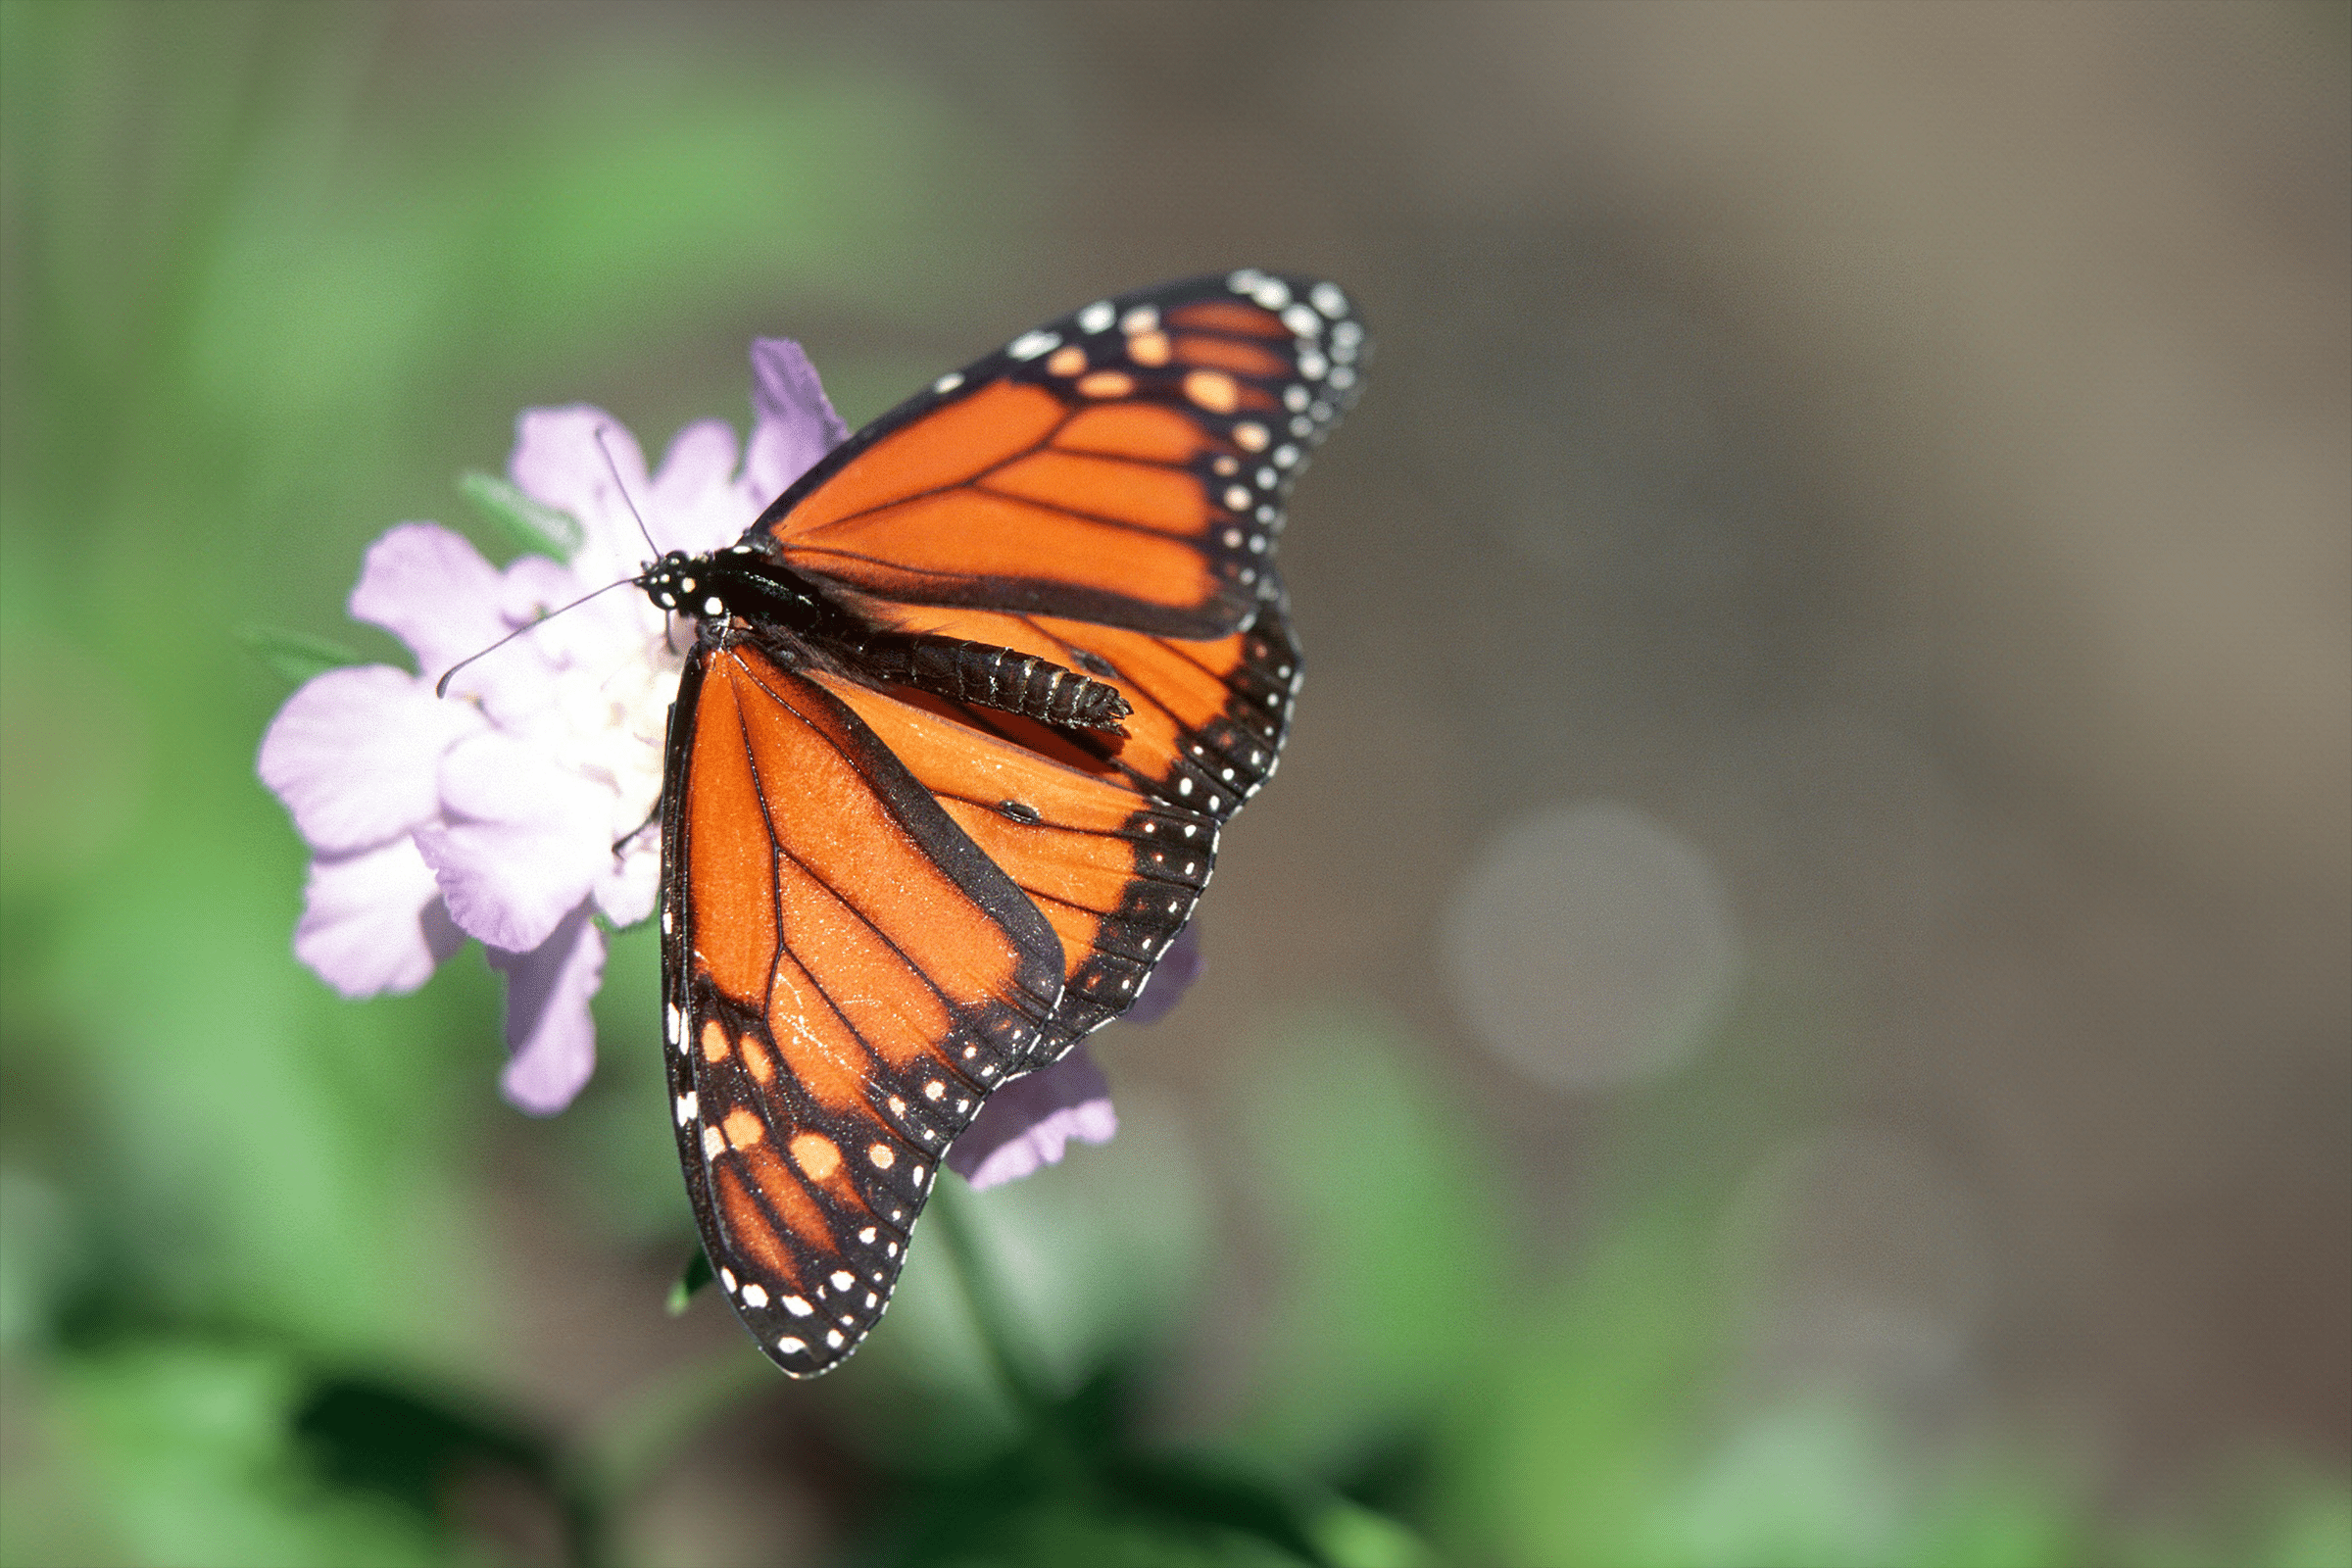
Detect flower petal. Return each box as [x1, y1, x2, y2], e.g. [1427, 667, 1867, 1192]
[415, 731, 611, 953]
[946, 1046, 1118, 1192]
[509, 406, 649, 575]
[347, 523, 511, 687]
[594, 831, 661, 928]
[510, 405, 644, 516]
[455, 553, 592, 731]
[293, 837, 466, 998]
[1120, 922, 1204, 1027]
[488, 903, 605, 1114]
[641, 419, 753, 558]
[744, 338, 849, 500]
[258, 664, 483, 854]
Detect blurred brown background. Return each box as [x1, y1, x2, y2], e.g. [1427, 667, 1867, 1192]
[750, 0, 2352, 1488]
[414, 0, 2352, 1494]
[6, 1, 2345, 1559]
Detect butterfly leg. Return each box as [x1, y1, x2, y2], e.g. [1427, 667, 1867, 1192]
[612, 800, 661, 858]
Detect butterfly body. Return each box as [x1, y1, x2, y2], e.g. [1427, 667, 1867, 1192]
[643, 545, 1131, 732]
[652, 270, 1363, 1374]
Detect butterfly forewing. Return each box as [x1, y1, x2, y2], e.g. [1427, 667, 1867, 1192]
[757, 271, 1364, 640]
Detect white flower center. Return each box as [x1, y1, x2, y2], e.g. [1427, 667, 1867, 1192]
[544, 609, 684, 838]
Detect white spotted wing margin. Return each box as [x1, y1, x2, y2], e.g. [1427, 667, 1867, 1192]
[750, 269, 1368, 643]
[657, 636, 1064, 1376]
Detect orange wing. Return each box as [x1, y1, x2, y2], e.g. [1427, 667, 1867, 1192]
[812, 596, 1305, 1060]
[751, 270, 1365, 640]
[659, 641, 1064, 1375]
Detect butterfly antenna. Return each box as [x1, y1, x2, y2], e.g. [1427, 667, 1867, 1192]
[595, 424, 663, 560]
[433, 575, 640, 699]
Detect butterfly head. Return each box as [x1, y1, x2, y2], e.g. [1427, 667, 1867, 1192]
[640, 550, 725, 619]
[641, 543, 836, 642]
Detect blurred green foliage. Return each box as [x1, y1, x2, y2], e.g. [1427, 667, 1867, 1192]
[2, 5, 2346, 1566]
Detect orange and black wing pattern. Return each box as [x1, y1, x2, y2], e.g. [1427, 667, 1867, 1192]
[662, 272, 1362, 1376]
[755, 270, 1365, 639]
[819, 597, 1304, 1061]
[659, 642, 1064, 1374]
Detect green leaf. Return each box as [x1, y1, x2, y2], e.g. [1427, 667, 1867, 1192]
[0, 1168, 76, 1352]
[665, 1246, 713, 1316]
[1306, 1499, 1436, 1568]
[2253, 1480, 2352, 1568]
[234, 623, 366, 684]
[11, 1344, 448, 1568]
[460, 469, 582, 563]
[1234, 1006, 1509, 1475]
[1433, 1199, 1730, 1568]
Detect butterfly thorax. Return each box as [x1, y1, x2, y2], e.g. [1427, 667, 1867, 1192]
[643, 545, 829, 631]
[642, 545, 1131, 735]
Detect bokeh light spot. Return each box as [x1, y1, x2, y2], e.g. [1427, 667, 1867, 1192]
[1442, 801, 1740, 1093]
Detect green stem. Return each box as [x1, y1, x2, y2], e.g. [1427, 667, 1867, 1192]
[928, 1176, 1052, 1422]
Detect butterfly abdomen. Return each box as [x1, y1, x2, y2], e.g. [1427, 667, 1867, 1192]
[854, 633, 1131, 734]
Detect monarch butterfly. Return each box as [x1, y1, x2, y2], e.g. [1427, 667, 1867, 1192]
[644, 270, 1364, 1375]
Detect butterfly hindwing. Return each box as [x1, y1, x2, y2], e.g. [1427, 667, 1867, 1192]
[660, 642, 1063, 1374]
[756, 270, 1364, 640]
[811, 598, 1305, 1061]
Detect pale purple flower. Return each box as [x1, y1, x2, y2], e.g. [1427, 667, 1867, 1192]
[258, 338, 1191, 1182]
[260, 340, 844, 1113]
[949, 1045, 1120, 1192]
[946, 926, 1202, 1190]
